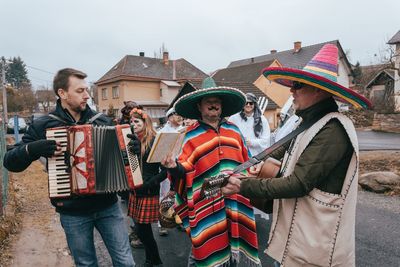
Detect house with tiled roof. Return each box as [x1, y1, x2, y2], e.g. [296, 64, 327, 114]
[186, 79, 280, 129]
[220, 40, 354, 110]
[358, 29, 400, 112]
[213, 58, 290, 108]
[363, 66, 395, 110]
[213, 59, 277, 84]
[95, 52, 207, 121]
[388, 30, 400, 111]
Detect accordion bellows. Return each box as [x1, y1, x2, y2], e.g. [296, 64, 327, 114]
[46, 124, 143, 198]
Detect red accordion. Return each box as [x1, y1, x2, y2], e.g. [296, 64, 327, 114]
[46, 124, 143, 198]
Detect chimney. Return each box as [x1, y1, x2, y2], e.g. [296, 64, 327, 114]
[294, 41, 302, 52]
[163, 51, 169, 65]
[172, 60, 176, 80]
[139, 52, 145, 57]
[270, 49, 277, 54]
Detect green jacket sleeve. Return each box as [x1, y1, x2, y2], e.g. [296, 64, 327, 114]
[240, 120, 352, 199]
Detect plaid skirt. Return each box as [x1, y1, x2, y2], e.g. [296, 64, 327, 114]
[128, 194, 160, 224]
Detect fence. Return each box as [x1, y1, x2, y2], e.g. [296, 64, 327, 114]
[0, 119, 9, 216]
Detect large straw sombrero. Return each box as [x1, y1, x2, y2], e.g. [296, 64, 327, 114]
[174, 77, 246, 119]
[262, 44, 372, 109]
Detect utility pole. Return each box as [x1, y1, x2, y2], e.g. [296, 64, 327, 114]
[1, 58, 8, 123]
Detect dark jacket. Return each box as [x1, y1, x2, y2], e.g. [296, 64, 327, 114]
[134, 137, 167, 197]
[240, 97, 353, 199]
[3, 100, 118, 215]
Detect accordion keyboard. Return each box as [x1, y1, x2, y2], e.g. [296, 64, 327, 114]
[46, 127, 71, 198]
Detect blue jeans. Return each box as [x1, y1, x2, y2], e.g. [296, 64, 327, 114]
[60, 202, 134, 267]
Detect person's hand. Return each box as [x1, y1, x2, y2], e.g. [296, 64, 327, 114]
[221, 175, 242, 196]
[245, 138, 252, 147]
[249, 161, 264, 176]
[167, 190, 176, 197]
[27, 140, 61, 159]
[161, 153, 177, 169]
[127, 133, 141, 155]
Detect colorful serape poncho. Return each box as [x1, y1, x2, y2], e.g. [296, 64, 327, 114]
[174, 121, 261, 267]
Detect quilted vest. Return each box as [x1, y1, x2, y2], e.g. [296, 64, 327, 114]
[267, 112, 358, 267]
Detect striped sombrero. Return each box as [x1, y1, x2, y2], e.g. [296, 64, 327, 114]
[174, 77, 246, 119]
[262, 44, 372, 109]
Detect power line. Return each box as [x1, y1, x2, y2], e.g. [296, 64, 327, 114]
[26, 65, 54, 75]
[29, 75, 52, 83]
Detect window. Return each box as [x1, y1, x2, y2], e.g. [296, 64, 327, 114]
[112, 86, 119, 98]
[160, 88, 163, 97]
[113, 109, 119, 117]
[102, 88, 108, 100]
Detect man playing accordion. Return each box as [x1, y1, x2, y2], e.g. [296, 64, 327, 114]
[3, 68, 135, 267]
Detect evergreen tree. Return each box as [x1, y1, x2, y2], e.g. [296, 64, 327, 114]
[5, 56, 31, 89]
[352, 61, 362, 86]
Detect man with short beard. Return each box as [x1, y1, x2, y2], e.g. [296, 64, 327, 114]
[3, 68, 135, 267]
[162, 78, 261, 267]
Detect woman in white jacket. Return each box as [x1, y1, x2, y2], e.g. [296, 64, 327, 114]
[229, 93, 271, 156]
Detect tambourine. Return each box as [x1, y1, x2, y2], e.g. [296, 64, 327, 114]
[159, 194, 181, 228]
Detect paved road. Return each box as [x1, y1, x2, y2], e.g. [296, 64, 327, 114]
[356, 190, 400, 267]
[94, 191, 400, 266]
[357, 130, 400, 150]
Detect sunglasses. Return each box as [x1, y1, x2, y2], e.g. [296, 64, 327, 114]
[245, 102, 254, 106]
[291, 81, 305, 90]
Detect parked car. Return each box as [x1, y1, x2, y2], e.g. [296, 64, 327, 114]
[28, 113, 46, 125]
[7, 117, 28, 134]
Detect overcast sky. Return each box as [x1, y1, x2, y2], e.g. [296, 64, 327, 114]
[1, 0, 399, 88]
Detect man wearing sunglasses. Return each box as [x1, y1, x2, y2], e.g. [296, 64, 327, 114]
[229, 93, 271, 156]
[222, 44, 372, 266]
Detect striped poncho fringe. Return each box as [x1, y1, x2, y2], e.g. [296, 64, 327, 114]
[174, 121, 261, 267]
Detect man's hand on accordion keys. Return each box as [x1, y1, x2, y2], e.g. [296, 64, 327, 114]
[127, 133, 141, 155]
[26, 139, 63, 159]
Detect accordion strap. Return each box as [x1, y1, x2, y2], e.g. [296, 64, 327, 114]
[48, 112, 103, 126]
[48, 114, 71, 125]
[88, 113, 103, 124]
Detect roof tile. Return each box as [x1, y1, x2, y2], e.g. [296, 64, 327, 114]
[96, 56, 207, 84]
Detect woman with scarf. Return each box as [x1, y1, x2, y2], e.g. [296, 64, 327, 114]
[127, 108, 166, 267]
[229, 93, 271, 156]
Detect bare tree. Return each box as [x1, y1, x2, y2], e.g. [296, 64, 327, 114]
[5, 82, 36, 112]
[107, 103, 115, 119]
[36, 86, 56, 112]
[359, 39, 399, 112]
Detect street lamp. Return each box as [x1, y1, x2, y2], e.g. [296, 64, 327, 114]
[1, 58, 12, 124]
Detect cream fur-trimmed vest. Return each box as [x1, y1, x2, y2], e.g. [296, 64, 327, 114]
[267, 112, 358, 267]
